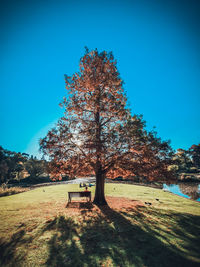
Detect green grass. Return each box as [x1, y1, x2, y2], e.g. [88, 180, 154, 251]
[0, 183, 200, 267]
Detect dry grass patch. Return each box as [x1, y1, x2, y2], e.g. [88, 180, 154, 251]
[0, 186, 29, 197]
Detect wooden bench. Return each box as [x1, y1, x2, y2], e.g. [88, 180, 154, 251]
[68, 191, 91, 203]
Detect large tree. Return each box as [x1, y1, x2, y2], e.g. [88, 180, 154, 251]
[40, 48, 174, 205]
[189, 144, 200, 169]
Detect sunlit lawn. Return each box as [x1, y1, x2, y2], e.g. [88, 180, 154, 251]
[0, 183, 200, 266]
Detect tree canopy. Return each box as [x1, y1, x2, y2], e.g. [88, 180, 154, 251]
[0, 146, 48, 184]
[40, 48, 175, 205]
[189, 144, 200, 169]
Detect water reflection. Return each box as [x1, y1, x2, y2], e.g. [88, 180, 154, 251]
[163, 183, 200, 202]
[179, 183, 200, 201]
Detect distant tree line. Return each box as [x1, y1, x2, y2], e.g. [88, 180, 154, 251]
[0, 146, 49, 185]
[0, 143, 199, 185]
[169, 144, 200, 178]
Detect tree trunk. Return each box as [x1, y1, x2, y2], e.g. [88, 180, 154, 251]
[93, 93, 107, 206]
[93, 171, 107, 206]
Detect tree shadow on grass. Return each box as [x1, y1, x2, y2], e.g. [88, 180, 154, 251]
[122, 206, 200, 250]
[142, 207, 200, 260]
[0, 205, 199, 267]
[0, 229, 32, 266]
[42, 216, 83, 266]
[83, 205, 200, 267]
[112, 206, 200, 265]
[43, 205, 200, 267]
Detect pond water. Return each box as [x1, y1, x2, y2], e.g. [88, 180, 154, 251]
[163, 183, 200, 202]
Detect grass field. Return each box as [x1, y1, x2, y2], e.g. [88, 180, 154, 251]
[0, 183, 200, 267]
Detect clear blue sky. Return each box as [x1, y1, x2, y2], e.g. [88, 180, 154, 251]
[1, 0, 200, 157]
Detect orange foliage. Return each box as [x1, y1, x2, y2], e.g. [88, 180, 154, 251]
[40, 48, 175, 185]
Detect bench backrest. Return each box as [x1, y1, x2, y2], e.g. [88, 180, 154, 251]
[68, 191, 91, 198]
